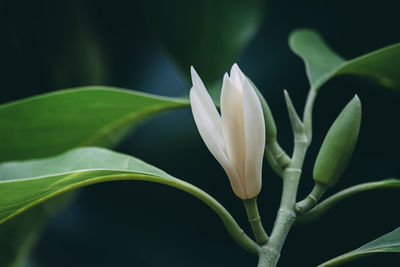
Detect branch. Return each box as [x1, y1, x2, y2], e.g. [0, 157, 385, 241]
[296, 178, 400, 224]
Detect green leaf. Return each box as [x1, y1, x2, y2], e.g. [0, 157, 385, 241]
[0, 147, 258, 255]
[0, 86, 189, 162]
[0, 87, 189, 266]
[297, 179, 400, 224]
[318, 226, 400, 267]
[0, 208, 47, 267]
[289, 29, 400, 91]
[143, 0, 265, 83]
[0, 194, 73, 267]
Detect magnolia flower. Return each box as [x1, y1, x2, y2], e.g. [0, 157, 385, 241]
[190, 64, 265, 199]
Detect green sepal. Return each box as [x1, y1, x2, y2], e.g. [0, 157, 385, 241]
[313, 95, 362, 188]
[254, 87, 277, 141]
[265, 147, 283, 176]
[249, 79, 289, 174]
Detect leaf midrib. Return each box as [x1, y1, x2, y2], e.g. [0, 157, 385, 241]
[313, 42, 400, 91]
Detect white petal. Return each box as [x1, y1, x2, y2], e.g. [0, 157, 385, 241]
[220, 73, 246, 193]
[190, 66, 223, 137]
[229, 63, 245, 90]
[190, 88, 224, 154]
[190, 88, 245, 198]
[242, 78, 265, 198]
[224, 165, 246, 198]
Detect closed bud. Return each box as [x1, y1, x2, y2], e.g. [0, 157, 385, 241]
[313, 95, 361, 188]
[190, 64, 266, 199]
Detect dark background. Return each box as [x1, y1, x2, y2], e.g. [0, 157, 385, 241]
[1, 0, 399, 266]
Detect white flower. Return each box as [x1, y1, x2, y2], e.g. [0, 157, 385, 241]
[190, 63, 265, 199]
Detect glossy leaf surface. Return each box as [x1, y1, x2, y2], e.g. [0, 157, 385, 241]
[0, 147, 258, 255]
[289, 29, 400, 91]
[318, 226, 400, 266]
[0, 86, 188, 162]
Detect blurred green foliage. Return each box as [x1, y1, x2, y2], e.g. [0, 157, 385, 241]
[142, 0, 265, 83]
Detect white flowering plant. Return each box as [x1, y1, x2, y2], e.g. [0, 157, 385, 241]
[0, 28, 399, 267]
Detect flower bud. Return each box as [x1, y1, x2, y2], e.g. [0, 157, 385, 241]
[190, 64, 265, 199]
[313, 95, 361, 188]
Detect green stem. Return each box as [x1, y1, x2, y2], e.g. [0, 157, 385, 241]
[257, 89, 317, 267]
[265, 145, 284, 177]
[297, 178, 400, 224]
[243, 197, 269, 245]
[295, 183, 328, 214]
[133, 174, 260, 254]
[2, 172, 259, 255]
[303, 89, 317, 141]
[262, 140, 308, 267]
[267, 140, 291, 169]
[258, 246, 279, 267]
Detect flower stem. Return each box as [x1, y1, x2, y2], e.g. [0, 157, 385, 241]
[262, 140, 308, 267]
[258, 246, 279, 267]
[243, 197, 269, 245]
[295, 183, 328, 214]
[267, 140, 291, 169]
[303, 89, 317, 141]
[297, 178, 400, 223]
[256, 88, 317, 267]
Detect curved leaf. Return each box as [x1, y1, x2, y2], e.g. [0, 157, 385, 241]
[289, 29, 400, 91]
[0, 86, 189, 162]
[318, 226, 400, 267]
[0, 194, 73, 267]
[297, 179, 400, 224]
[0, 147, 258, 255]
[0, 208, 47, 267]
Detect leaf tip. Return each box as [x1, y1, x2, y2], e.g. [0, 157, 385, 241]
[288, 28, 320, 50]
